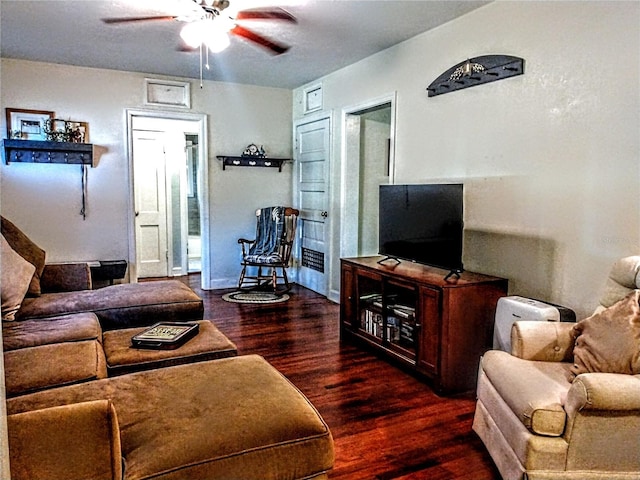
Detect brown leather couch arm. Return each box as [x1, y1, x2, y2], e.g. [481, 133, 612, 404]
[40, 262, 92, 292]
[8, 400, 122, 480]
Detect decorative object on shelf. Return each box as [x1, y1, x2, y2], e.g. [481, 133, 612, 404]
[217, 155, 288, 171]
[43, 119, 89, 143]
[242, 143, 266, 157]
[427, 55, 524, 97]
[5, 108, 54, 141]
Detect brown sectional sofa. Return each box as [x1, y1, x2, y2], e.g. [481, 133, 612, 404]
[1, 218, 335, 479]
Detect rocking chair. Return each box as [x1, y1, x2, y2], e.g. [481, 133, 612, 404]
[238, 206, 299, 294]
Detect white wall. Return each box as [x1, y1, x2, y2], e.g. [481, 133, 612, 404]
[0, 59, 293, 288]
[294, 1, 640, 318]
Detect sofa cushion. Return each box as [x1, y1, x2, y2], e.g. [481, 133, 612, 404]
[3, 313, 101, 351]
[7, 355, 335, 480]
[17, 280, 204, 330]
[1, 216, 46, 297]
[4, 340, 107, 397]
[1, 234, 36, 321]
[481, 350, 572, 436]
[8, 400, 122, 480]
[103, 320, 237, 376]
[570, 289, 640, 379]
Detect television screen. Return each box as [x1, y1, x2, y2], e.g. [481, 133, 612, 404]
[378, 183, 464, 272]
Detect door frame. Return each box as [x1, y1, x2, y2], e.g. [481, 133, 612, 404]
[126, 109, 211, 289]
[340, 93, 397, 259]
[292, 111, 333, 298]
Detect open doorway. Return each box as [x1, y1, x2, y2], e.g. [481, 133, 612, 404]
[185, 134, 201, 273]
[341, 94, 396, 260]
[126, 110, 210, 289]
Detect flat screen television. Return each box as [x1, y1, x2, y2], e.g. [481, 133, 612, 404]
[378, 183, 464, 273]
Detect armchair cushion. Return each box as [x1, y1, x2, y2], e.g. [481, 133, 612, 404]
[599, 256, 640, 310]
[570, 290, 640, 379]
[1, 234, 36, 321]
[8, 400, 122, 480]
[1, 216, 46, 297]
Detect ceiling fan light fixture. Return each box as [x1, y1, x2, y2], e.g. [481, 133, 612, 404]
[204, 30, 230, 53]
[180, 20, 208, 48]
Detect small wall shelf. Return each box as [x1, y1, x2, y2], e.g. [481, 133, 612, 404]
[217, 155, 288, 172]
[2, 139, 95, 166]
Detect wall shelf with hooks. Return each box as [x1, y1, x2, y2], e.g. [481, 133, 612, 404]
[1, 139, 95, 166]
[217, 155, 289, 172]
[427, 55, 524, 97]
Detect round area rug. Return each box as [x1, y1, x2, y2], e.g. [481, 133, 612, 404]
[222, 291, 290, 304]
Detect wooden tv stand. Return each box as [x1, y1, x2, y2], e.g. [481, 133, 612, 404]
[340, 256, 508, 394]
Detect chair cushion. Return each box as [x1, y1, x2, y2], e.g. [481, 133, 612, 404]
[481, 350, 572, 436]
[7, 355, 335, 480]
[1, 234, 36, 321]
[1, 216, 46, 297]
[243, 252, 284, 264]
[570, 290, 640, 379]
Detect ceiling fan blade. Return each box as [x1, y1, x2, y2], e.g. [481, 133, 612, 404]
[102, 15, 178, 24]
[235, 8, 297, 23]
[231, 25, 290, 55]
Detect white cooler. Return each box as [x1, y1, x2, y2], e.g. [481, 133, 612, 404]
[493, 295, 576, 353]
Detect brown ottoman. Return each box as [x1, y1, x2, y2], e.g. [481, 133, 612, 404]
[7, 355, 335, 480]
[103, 320, 237, 376]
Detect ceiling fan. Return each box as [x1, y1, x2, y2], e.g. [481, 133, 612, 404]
[102, 0, 297, 56]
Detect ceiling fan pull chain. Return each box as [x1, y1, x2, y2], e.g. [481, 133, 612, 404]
[199, 43, 203, 88]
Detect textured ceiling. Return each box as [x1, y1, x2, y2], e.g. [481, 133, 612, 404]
[1, 0, 491, 89]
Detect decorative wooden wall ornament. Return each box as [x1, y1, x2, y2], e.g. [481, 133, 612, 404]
[427, 55, 524, 97]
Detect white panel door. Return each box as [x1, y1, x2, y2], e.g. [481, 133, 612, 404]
[133, 130, 169, 278]
[295, 118, 330, 295]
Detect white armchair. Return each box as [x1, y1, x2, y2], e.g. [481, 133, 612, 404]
[473, 256, 640, 480]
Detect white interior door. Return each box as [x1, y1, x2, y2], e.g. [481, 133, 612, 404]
[133, 130, 169, 278]
[295, 117, 330, 295]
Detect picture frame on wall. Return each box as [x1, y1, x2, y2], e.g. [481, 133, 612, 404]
[6, 108, 54, 140]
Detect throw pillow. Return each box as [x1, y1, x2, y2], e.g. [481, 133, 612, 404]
[1, 234, 36, 321]
[570, 290, 640, 379]
[1, 216, 46, 297]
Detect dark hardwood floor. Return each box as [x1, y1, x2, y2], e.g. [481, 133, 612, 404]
[176, 275, 501, 480]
